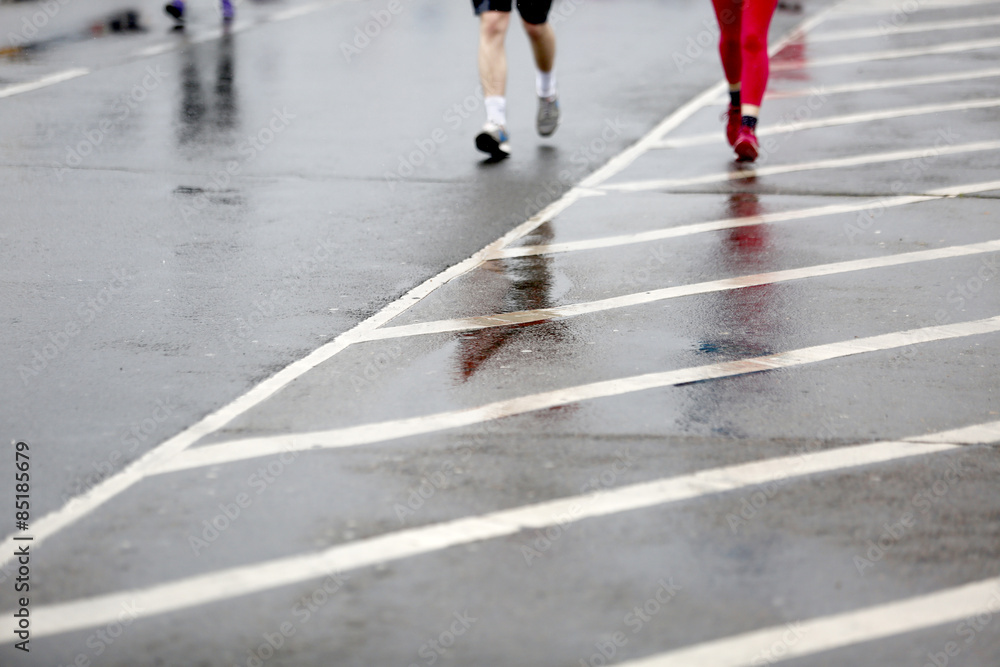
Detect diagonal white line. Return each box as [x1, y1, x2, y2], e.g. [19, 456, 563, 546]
[602, 140, 1000, 193]
[367, 240, 1000, 341]
[905, 421, 1000, 444]
[755, 68, 1000, 102]
[616, 577, 1000, 666]
[151, 317, 1000, 474]
[489, 180, 1000, 259]
[0, 68, 90, 98]
[810, 14, 1000, 41]
[772, 38, 1000, 71]
[654, 98, 1000, 149]
[832, 0, 1000, 16]
[16, 420, 1000, 640]
[709, 68, 1000, 104]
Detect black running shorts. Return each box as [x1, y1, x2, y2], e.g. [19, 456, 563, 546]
[471, 0, 553, 25]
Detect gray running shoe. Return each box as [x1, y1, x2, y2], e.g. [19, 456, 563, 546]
[475, 122, 511, 159]
[536, 95, 560, 137]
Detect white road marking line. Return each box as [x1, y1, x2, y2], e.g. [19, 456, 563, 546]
[746, 67, 1000, 102]
[832, 0, 1000, 15]
[492, 197, 934, 259]
[491, 180, 1000, 259]
[906, 421, 1000, 444]
[18, 421, 1000, 640]
[359, 239, 1000, 341]
[810, 14, 1000, 41]
[772, 38, 1000, 71]
[603, 140, 1000, 193]
[655, 98, 1000, 149]
[151, 317, 1000, 474]
[134, 43, 174, 58]
[0, 68, 90, 98]
[0, 0, 841, 571]
[616, 577, 1000, 667]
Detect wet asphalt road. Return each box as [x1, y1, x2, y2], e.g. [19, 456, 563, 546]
[2, 0, 1000, 665]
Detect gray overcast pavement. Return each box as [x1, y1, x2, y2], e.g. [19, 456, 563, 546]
[2, 0, 1000, 665]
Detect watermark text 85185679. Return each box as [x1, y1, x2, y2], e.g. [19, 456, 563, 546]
[13, 440, 33, 653]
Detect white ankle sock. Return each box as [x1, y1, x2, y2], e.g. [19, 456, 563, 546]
[536, 70, 556, 98]
[484, 96, 507, 126]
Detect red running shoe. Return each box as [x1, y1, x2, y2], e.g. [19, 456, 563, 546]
[723, 105, 741, 146]
[734, 126, 759, 162]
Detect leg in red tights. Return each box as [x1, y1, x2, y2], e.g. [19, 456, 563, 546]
[712, 0, 778, 160]
[739, 0, 779, 115]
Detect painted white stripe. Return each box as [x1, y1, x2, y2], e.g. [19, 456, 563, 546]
[0, 68, 90, 99]
[748, 68, 1000, 102]
[270, 1, 326, 21]
[603, 140, 1000, 193]
[772, 38, 1000, 72]
[20, 425, 997, 640]
[906, 420, 1000, 444]
[151, 317, 1000, 474]
[0, 0, 839, 572]
[617, 577, 1000, 667]
[655, 98, 1000, 149]
[811, 14, 1000, 42]
[134, 43, 174, 58]
[832, 0, 1000, 16]
[363, 239, 1000, 340]
[489, 180, 1000, 260]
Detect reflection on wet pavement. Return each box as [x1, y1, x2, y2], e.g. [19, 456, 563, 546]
[454, 223, 567, 381]
[699, 192, 781, 361]
[176, 31, 237, 150]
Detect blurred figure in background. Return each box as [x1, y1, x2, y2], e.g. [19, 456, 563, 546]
[712, 0, 778, 162]
[165, 0, 235, 27]
[472, 0, 560, 160]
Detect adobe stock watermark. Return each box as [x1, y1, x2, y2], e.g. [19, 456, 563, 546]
[751, 88, 830, 163]
[843, 127, 961, 242]
[18, 268, 134, 384]
[53, 67, 168, 181]
[6, 0, 73, 50]
[520, 447, 635, 566]
[178, 107, 296, 221]
[232, 571, 350, 667]
[189, 445, 301, 556]
[62, 396, 178, 504]
[220, 235, 336, 353]
[55, 600, 144, 667]
[393, 446, 474, 523]
[383, 85, 484, 191]
[750, 622, 807, 665]
[340, 0, 415, 62]
[393, 417, 505, 523]
[548, 0, 585, 26]
[504, 117, 625, 227]
[726, 415, 839, 533]
[406, 610, 477, 667]
[921, 581, 1000, 667]
[876, 0, 924, 35]
[853, 455, 965, 575]
[578, 578, 683, 667]
[888, 251, 998, 366]
[348, 343, 403, 392]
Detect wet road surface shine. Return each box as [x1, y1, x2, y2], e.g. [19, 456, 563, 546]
[3, 0, 1000, 665]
